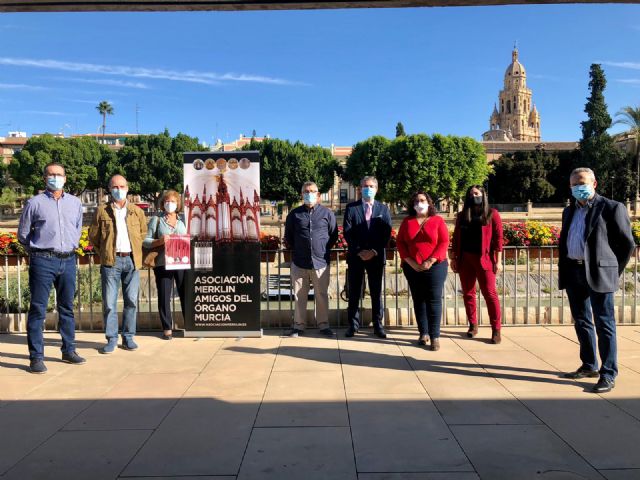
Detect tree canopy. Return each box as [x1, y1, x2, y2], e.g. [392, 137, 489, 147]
[346, 133, 489, 205]
[242, 138, 340, 206]
[114, 130, 203, 201]
[579, 64, 633, 201]
[9, 134, 115, 195]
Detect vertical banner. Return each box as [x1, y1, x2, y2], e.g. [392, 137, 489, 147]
[182, 151, 262, 337]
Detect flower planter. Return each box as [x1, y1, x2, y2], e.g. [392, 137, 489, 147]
[78, 255, 100, 265]
[526, 247, 554, 260]
[1, 256, 26, 267]
[261, 251, 276, 262]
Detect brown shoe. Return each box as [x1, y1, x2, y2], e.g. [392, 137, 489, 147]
[430, 338, 440, 351]
[418, 334, 429, 346]
[491, 329, 502, 344]
[467, 323, 478, 338]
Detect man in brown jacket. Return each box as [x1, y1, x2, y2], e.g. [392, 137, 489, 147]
[89, 174, 147, 354]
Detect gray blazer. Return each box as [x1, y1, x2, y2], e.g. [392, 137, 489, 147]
[559, 194, 635, 293]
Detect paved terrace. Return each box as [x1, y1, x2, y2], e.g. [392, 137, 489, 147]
[1, 326, 640, 480]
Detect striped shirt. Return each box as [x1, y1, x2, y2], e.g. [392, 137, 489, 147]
[567, 200, 592, 260]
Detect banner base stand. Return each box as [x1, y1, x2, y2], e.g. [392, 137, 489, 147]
[183, 329, 263, 338]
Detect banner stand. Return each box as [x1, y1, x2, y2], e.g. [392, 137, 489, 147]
[183, 330, 263, 338]
[182, 151, 262, 338]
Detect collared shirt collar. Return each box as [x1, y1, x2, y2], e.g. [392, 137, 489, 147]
[361, 199, 374, 207]
[112, 200, 129, 211]
[575, 194, 596, 209]
[44, 189, 64, 199]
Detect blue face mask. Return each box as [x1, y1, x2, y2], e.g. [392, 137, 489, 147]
[571, 184, 594, 202]
[362, 187, 376, 201]
[46, 175, 65, 191]
[111, 188, 128, 201]
[303, 192, 317, 206]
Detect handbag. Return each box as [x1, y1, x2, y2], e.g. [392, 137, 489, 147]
[142, 216, 161, 269]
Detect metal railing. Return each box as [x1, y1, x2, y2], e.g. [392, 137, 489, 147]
[1, 245, 639, 333]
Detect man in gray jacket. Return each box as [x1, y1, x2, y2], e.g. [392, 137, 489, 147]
[559, 168, 635, 393]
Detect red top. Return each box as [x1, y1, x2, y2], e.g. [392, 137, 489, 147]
[451, 208, 503, 270]
[397, 215, 450, 263]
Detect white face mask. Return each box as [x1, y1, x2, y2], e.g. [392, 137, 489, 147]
[164, 201, 177, 213]
[415, 202, 429, 214]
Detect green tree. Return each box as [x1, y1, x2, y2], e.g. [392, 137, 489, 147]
[114, 130, 203, 201]
[613, 105, 640, 199]
[488, 149, 559, 203]
[242, 138, 340, 206]
[8, 134, 113, 195]
[96, 101, 114, 141]
[379, 133, 489, 205]
[395, 122, 406, 138]
[344, 135, 391, 190]
[579, 65, 624, 171]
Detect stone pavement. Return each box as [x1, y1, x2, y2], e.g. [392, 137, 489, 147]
[1, 325, 640, 480]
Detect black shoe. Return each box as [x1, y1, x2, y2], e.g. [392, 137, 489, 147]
[287, 328, 304, 338]
[319, 328, 335, 337]
[467, 323, 478, 338]
[374, 329, 387, 339]
[345, 328, 358, 338]
[563, 367, 600, 379]
[29, 359, 47, 374]
[62, 352, 86, 365]
[592, 377, 615, 393]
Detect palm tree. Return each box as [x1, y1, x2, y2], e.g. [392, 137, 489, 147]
[614, 105, 640, 200]
[96, 101, 114, 144]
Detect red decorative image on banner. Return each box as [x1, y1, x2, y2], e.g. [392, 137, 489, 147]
[164, 234, 191, 270]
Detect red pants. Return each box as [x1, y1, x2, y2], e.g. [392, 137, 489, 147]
[458, 252, 501, 329]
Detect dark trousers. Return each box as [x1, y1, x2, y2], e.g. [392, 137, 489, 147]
[347, 259, 384, 331]
[565, 263, 617, 381]
[403, 260, 448, 338]
[458, 252, 501, 329]
[154, 267, 186, 331]
[27, 254, 77, 361]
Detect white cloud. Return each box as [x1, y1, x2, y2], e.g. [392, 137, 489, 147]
[616, 78, 640, 84]
[63, 77, 149, 89]
[0, 82, 47, 90]
[0, 57, 304, 86]
[602, 61, 640, 70]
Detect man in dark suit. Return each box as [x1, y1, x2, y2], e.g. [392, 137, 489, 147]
[559, 167, 635, 393]
[343, 176, 392, 338]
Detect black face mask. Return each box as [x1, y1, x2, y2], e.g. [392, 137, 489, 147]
[472, 196, 483, 205]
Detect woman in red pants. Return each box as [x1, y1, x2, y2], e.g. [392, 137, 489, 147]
[450, 185, 503, 344]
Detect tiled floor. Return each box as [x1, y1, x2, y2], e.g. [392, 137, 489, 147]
[1, 325, 640, 479]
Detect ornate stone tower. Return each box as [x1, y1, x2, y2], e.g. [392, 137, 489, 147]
[483, 47, 541, 142]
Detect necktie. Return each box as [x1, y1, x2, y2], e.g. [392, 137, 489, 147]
[365, 203, 372, 223]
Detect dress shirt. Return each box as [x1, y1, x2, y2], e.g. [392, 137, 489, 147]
[567, 199, 593, 260]
[18, 190, 83, 253]
[362, 199, 374, 227]
[113, 202, 132, 253]
[284, 204, 338, 270]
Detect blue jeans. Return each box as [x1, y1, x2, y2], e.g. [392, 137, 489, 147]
[27, 254, 77, 361]
[402, 260, 448, 338]
[565, 263, 617, 381]
[101, 256, 139, 342]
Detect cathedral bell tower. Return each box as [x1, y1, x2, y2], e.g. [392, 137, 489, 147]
[483, 47, 541, 142]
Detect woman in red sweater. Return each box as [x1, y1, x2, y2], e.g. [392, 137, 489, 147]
[397, 191, 450, 351]
[450, 185, 503, 344]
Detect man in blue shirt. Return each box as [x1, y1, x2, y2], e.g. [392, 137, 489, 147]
[284, 181, 338, 337]
[18, 162, 86, 374]
[559, 168, 635, 393]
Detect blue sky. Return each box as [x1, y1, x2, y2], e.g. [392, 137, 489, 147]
[1, 4, 639, 147]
